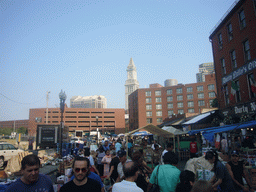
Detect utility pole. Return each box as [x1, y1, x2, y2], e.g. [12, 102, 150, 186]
[46, 91, 50, 124]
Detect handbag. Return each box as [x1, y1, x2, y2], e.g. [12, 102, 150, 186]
[148, 165, 160, 192]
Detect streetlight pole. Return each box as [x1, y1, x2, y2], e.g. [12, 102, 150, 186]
[96, 116, 99, 145]
[59, 90, 67, 158]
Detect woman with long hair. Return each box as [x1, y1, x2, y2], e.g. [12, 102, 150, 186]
[101, 149, 112, 176]
[175, 170, 195, 192]
[205, 150, 236, 192]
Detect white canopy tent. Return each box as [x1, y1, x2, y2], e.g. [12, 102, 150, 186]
[162, 126, 188, 151]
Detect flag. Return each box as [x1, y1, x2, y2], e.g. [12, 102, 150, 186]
[249, 77, 256, 93]
[230, 81, 239, 102]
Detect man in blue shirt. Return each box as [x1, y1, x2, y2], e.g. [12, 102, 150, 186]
[6, 154, 54, 192]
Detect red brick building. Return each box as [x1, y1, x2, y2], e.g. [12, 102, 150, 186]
[0, 120, 29, 129]
[128, 74, 216, 130]
[209, 0, 256, 119]
[29, 108, 125, 136]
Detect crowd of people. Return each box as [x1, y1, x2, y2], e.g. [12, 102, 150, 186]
[5, 136, 256, 192]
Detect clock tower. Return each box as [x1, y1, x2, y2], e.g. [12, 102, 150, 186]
[125, 57, 139, 110]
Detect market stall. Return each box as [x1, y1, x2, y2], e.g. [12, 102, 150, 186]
[125, 124, 175, 153]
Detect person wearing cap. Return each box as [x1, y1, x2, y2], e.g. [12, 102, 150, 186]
[116, 150, 131, 182]
[226, 150, 254, 192]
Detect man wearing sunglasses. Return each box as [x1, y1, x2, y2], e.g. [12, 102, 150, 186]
[60, 157, 101, 192]
[226, 150, 254, 192]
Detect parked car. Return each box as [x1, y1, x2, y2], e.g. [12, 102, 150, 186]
[0, 142, 24, 168]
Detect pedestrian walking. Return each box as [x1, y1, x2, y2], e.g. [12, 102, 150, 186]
[148, 151, 180, 192]
[106, 151, 120, 184]
[6, 154, 54, 192]
[132, 150, 152, 192]
[101, 149, 112, 176]
[96, 145, 105, 176]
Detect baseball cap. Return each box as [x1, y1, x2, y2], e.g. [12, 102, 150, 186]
[117, 150, 126, 157]
[231, 150, 239, 156]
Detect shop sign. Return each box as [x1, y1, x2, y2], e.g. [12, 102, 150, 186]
[222, 59, 256, 85]
[222, 101, 256, 116]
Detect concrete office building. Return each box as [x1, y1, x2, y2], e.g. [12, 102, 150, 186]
[70, 95, 107, 108]
[129, 74, 216, 130]
[209, 0, 256, 118]
[125, 58, 139, 111]
[196, 62, 215, 83]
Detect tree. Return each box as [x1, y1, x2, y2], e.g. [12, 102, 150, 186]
[17, 127, 28, 134]
[211, 98, 218, 108]
[0, 127, 13, 136]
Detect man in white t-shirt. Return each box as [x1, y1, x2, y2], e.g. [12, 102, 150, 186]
[112, 161, 143, 192]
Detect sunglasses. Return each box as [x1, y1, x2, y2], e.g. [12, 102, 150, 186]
[74, 168, 87, 173]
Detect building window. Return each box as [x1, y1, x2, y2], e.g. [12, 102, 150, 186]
[188, 101, 194, 107]
[167, 96, 173, 102]
[168, 110, 174, 116]
[177, 102, 183, 108]
[156, 104, 162, 110]
[145, 91, 151, 96]
[155, 90, 161, 96]
[146, 98, 152, 103]
[146, 104, 152, 110]
[187, 87, 193, 92]
[176, 88, 183, 94]
[209, 99, 214, 106]
[156, 111, 162, 116]
[147, 118, 152, 124]
[177, 95, 183, 101]
[187, 94, 193, 100]
[167, 89, 172, 95]
[231, 80, 241, 102]
[239, 9, 246, 29]
[208, 84, 215, 90]
[167, 103, 173, 109]
[198, 93, 204, 99]
[209, 92, 215, 98]
[157, 118, 162, 123]
[227, 23, 233, 41]
[220, 58, 226, 75]
[178, 109, 184, 114]
[231, 50, 237, 68]
[146, 111, 152, 117]
[243, 40, 251, 62]
[224, 85, 230, 106]
[156, 97, 162, 102]
[218, 33, 223, 49]
[198, 100, 205, 106]
[248, 73, 256, 99]
[197, 85, 203, 91]
[188, 108, 194, 113]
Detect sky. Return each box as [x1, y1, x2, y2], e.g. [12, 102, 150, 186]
[0, 0, 237, 121]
